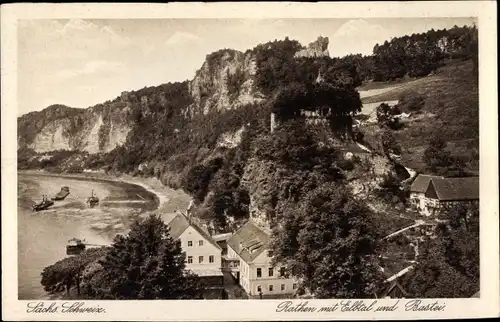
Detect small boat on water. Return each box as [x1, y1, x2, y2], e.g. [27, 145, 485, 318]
[66, 238, 86, 255]
[32, 196, 54, 212]
[86, 189, 99, 208]
[52, 186, 70, 201]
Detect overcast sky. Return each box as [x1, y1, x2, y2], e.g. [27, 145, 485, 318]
[18, 18, 475, 115]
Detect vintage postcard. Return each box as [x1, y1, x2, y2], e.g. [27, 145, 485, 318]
[1, 1, 498, 321]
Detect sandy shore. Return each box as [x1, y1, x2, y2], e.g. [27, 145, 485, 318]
[19, 169, 192, 224]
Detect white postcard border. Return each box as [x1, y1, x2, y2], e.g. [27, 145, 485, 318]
[1, 2, 498, 321]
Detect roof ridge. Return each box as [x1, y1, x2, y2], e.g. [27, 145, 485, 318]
[428, 178, 444, 200]
[166, 213, 190, 239]
[169, 212, 221, 250]
[187, 215, 222, 251]
[234, 219, 252, 235]
[429, 176, 479, 201]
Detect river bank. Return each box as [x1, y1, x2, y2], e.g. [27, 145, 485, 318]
[19, 169, 192, 224]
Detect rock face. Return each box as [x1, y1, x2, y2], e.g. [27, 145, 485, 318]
[186, 49, 264, 117]
[216, 126, 245, 149]
[18, 103, 131, 154]
[18, 35, 330, 155]
[240, 158, 278, 230]
[240, 150, 402, 229]
[18, 48, 267, 154]
[294, 36, 330, 58]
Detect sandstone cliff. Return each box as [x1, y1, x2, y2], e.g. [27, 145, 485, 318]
[186, 49, 264, 117]
[294, 36, 330, 58]
[18, 102, 131, 154]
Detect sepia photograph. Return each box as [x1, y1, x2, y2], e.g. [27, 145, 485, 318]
[2, 2, 498, 321]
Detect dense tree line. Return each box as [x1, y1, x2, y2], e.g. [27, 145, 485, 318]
[404, 203, 479, 297]
[253, 38, 364, 96]
[337, 25, 478, 82]
[253, 120, 386, 298]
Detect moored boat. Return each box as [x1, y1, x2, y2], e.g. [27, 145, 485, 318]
[86, 189, 99, 208]
[66, 238, 86, 255]
[32, 196, 54, 212]
[52, 186, 70, 201]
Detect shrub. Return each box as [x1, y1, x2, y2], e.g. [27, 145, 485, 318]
[381, 131, 402, 155]
[397, 94, 425, 112]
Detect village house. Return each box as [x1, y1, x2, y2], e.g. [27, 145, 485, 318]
[379, 266, 413, 299]
[409, 174, 479, 216]
[225, 221, 298, 299]
[167, 212, 225, 298]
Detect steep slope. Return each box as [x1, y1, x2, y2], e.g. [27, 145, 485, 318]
[18, 100, 132, 154]
[18, 29, 478, 186]
[358, 59, 479, 174]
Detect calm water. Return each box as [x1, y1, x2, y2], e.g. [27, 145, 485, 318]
[17, 173, 158, 299]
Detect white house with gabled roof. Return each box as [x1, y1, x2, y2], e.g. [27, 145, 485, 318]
[167, 212, 223, 277]
[226, 221, 298, 298]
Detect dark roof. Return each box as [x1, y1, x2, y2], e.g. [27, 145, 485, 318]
[429, 177, 479, 201]
[167, 213, 221, 250]
[226, 221, 270, 263]
[167, 213, 191, 239]
[410, 174, 443, 193]
[380, 280, 409, 298]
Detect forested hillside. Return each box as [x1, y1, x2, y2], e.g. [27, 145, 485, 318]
[19, 23, 479, 299]
[18, 24, 479, 215]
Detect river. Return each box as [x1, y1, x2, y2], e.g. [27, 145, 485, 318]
[17, 173, 161, 300]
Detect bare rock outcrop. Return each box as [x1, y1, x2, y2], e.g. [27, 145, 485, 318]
[186, 49, 264, 117]
[294, 36, 330, 58]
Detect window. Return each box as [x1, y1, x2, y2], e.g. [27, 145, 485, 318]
[187, 256, 193, 264]
[280, 267, 286, 277]
[199, 256, 204, 263]
[209, 255, 214, 263]
[269, 285, 274, 292]
[257, 268, 262, 278]
[293, 283, 297, 290]
[268, 268, 274, 277]
[199, 240, 204, 246]
[281, 284, 285, 291]
[187, 241, 192, 247]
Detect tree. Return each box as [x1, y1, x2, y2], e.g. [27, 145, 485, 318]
[85, 214, 203, 299]
[41, 247, 110, 297]
[405, 203, 479, 297]
[424, 135, 452, 171]
[377, 172, 405, 204]
[183, 158, 224, 203]
[377, 103, 403, 130]
[404, 240, 477, 298]
[269, 184, 386, 298]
